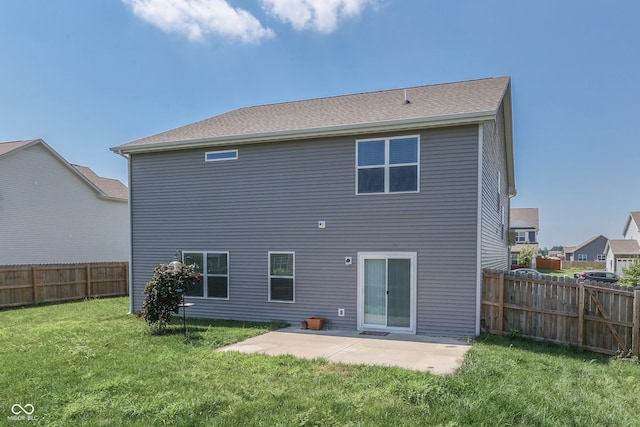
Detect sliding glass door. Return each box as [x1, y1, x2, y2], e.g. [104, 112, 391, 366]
[359, 253, 416, 333]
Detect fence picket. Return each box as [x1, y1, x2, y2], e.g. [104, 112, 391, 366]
[481, 270, 639, 357]
[0, 263, 128, 308]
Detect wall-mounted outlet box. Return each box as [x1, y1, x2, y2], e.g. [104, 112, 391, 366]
[338, 308, 345, 317]
[318, 220, 326, 229]
[344, 256, 352, 265]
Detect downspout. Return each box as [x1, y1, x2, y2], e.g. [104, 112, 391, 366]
[475, 124, 484, 337]
[114, 149, 134, 315]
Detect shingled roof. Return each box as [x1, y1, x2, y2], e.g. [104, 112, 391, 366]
[112, 76, 512, 154]
[606, 239, 640, 256]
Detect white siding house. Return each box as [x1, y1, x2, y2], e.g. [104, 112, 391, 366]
[0, 139, 128, 265]
[623, 212, 640, 242]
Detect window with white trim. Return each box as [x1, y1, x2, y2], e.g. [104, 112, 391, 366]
[205, 149, 238, 162]
[182, 251, 229, 299]
[356, 136, 419, 194]
[269, 252, 294, 302]
[516, 231, 527, 243]
[577, 254, 587, 261]
[596, 254, 606, 261]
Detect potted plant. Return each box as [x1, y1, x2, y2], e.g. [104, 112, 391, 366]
[306, 317, 325, 330]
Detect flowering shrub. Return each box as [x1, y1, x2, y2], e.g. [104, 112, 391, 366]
[139, 262, 200, 330]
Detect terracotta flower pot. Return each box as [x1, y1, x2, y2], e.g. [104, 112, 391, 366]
[306, 317, 325, 330]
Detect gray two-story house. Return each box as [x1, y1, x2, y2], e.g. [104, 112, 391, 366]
[112, 77, 516, 338]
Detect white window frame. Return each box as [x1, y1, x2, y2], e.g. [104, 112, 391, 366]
[182, 250, 230, 300]
[577, 254, 588, 261]
[205, 149, 238, 162]
[268, 251, 295, 303]
[355, 135, 420, 195]
[516, 231, 527, 243]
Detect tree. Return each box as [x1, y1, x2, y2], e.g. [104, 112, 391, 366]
[139, 262, 200, 331]
[619, 261, 640, 287]
[518, 245, 537, 268]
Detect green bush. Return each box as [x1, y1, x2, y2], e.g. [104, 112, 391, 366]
[619, 262, 640, 287]
[139, 262, 200, 330]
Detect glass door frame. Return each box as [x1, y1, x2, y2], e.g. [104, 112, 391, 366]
[357, 252, 417, 334]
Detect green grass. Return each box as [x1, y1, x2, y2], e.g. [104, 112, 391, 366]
[538, 267, 584, 277]
[2, 297, 639, 426]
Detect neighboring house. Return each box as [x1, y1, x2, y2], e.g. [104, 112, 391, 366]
[0, 139, 128, 265]
[563, 235, 608, 262]
[605, 240, 640, 275]
[111, 77, 516, 338]
[622, 212, 640, 242]
[509, 208, 539, 267]
[604, 211, 640, 274]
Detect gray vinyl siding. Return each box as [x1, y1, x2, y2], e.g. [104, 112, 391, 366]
[574, 236, 608, 261]
[129, 125, 480, 337]
[480, 104, 510, 270]
[0, 144, 128, 265]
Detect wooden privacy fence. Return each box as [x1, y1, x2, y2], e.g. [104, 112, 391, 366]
[482, 270, 640, 357]
[535, 257, 561, 270]
[0, 262, 128, 308]
[562, 260, 606, 270]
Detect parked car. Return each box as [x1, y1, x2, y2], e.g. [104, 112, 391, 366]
[573, 271, 618, 283]
[512, 268, 542, 277]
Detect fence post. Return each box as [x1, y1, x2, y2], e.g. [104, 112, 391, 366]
[86, 264, 91, 298]
[577, 282, 585, 350]
[633, 290, 640, 358]
[32, 265, 39, 304]
[498, 272, 505, 335]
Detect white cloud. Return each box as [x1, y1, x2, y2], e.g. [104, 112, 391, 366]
[123, 0, 274, 43]
[261, 0, 377, 33]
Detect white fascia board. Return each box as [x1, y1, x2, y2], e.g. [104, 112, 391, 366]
[111, 111, 498, 155]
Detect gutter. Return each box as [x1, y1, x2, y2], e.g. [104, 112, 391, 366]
[113, 149, 134, 315]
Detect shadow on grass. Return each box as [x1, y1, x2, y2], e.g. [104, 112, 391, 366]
[475, 333, 613, 365]
[143, 317, 290, 346]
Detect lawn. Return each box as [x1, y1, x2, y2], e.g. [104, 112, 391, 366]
[2, 298, 639, 426]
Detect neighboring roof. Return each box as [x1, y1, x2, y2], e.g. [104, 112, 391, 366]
[0, 139, 127, 202]
[623, 212, 640, 236]
[563, 246, 576, 255]
[72, 165, 128, 200]
[0, 139, 37, 157]
[510, 208, 539, 230]
[605, 239, 640, 256]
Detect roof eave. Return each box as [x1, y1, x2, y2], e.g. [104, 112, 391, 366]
[111, 111, 498, 155]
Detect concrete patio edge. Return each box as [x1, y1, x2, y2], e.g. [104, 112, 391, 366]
[217, 326, 472, 375]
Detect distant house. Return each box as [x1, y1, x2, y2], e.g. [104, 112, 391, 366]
[623, 212, 640, 242]
[605, 240, 640, 275]
[509, 208, 539, 267]
[0, 139, 128, 265]
[563, 235, 608, 262]
[111, 77, 516, 338]
[604, 211, 640, 274]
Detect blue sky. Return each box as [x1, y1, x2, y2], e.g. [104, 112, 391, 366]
[1, 0, 638, 248]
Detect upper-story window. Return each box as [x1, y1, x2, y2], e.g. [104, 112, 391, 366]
[515, 231, 537, 244]
[356, 136, 419, 194]
[205, 149, 238, 162]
